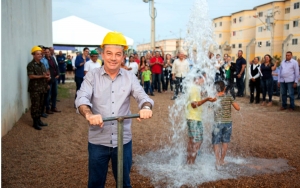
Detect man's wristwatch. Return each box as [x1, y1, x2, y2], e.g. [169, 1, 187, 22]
[142, 106, 151, 110]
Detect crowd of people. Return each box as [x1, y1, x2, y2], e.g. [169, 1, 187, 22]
[27, 30, 299, 187]
[213, 50, 300, 111]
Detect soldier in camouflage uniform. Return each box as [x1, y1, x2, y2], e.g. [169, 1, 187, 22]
[27, 46, 50, 130]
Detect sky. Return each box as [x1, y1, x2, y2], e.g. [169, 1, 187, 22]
[52, 0, 275, 47]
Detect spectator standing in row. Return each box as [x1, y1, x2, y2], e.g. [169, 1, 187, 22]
[272, 60, 280, 96]
[171, 51, 190, 100]
[27, 46, 50, 130]
[278, 51, 299, 111]
[134, 53, 140, 64]
[150, 51, 164, 93]
[235, 50, 246, 97]
[139, 56, 148, 80]
[164, 54, 173, 92]
[260, 54, 276, 106]
[46, 48, 61, 113]
[40, 46, 50, 118]
[225, 56, 236, 99]
[297, 58, 300, 99]
[128, 56, 139, 77]
[66, 55, 73, 79]
[248, 57, 261, 104]
[84, 50, 101, 75]
[75, 47, 90, 95]
[57, 51, 66, 84]
[142, 65, 154, 96]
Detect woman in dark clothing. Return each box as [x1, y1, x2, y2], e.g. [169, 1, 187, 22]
[260, 54, 276, 106]
[163, 54, 173, 91]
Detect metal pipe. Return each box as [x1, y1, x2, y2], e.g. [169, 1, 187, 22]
[117, 117, 124, 188]
[102, 114, 140, 188]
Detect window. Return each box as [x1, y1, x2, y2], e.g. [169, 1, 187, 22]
[258, 41, 262, 47]
[258, 27, 263, 32]
[215, 23, 217, 27]
[293, 20, 299, 27]
[219, 45, 222, 49]
[232, 44, 236, 48]
[285, 7, 290, 14]
[239, 17, 243, 22]
[232, 57, 235, 61]
[266, 41, 271, 47]
[220, 22, 222, 26]
[292, 38, 298, 45]
[219, 33, 222, 38]
[233, 31, 236, 36]
[293, 56, 298, 60]
[238, 44, 242, 48]
[285, 24, 290, 30]
[233, 18, 236, 23]
[294, 2, 299, 9]
[266, 26, 271, 31]
[258, 12, 263, 17]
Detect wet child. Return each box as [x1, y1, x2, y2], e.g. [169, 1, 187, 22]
[212, 80, 240, 168]
[186, 75, 216, 164]
[142, 65, 154, 96]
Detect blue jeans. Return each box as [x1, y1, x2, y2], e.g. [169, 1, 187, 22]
[144, 81, 153, 94]
[50, 79, 58, 109]
[261, 77, 273, 102]
[88, 141, 132, 188]
[280, 82, 295, 109]
[45, 83, 52, 110]
[152, 73, 162, 92]
[273, 80, 279, 96]
[236, 74, 245, 96]
[174, 77, 185, 96]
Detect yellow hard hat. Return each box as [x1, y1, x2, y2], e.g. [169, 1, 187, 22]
[101, 31, 128, 50]
[31, 46, 42, 54]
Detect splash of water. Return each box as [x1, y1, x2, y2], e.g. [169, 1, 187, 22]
[135, 0, 292, 187]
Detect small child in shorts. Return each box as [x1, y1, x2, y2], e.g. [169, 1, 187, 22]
[212, 80, 240, 167]
[186, 76, 216, 165]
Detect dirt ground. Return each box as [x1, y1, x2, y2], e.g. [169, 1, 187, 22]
[2, 82, 300, 188]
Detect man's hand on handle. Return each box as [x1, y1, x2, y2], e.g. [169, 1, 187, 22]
[137, 109, 153, 122]
[86, 114, 104, 127]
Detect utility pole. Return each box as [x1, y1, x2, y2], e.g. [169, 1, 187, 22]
[150, 0, 155, 49]
[143, 0, 156, 50]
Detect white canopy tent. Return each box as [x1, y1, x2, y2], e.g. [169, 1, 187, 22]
[52, 16, 134, 47]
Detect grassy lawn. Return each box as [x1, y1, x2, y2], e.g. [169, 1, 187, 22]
[57, 82, 75, 99]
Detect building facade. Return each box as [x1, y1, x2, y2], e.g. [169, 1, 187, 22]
[213, 0, 300, 62]
[1, 0, 52, 136]
[137, 38, 184, 56]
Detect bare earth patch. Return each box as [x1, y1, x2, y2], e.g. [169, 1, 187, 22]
[2, 83, 300, 187]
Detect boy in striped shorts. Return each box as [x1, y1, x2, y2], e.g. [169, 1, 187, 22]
[186, 76, 216, 165]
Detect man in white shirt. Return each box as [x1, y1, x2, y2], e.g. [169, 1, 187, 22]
[248, 57, 261, 104]
[84, 50, 101, 75]
[128, 56, 139, 76]
[171, 50, 190, 100]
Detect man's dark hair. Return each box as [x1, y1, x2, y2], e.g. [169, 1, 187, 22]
[238, 50, 243, 54]
[214, 80, 225, 92]
[83, 47, 89, 52]
[286, 51, 293, 55]
[255, 56, 260, 61]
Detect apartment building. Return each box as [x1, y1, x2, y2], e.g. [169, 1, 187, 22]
[137, 38, 184, 56]
[213, 0, 300, 62]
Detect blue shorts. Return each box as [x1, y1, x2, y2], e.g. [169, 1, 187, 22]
[212, 122, 232, 144]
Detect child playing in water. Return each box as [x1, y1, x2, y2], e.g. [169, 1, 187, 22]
[186, 75, 216, 165]
[212, 80, 240, 168]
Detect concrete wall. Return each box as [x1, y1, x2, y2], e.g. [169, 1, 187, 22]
[1, 0, 52, 136]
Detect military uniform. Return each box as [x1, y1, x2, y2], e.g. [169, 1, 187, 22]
[27, 60, 48, 119]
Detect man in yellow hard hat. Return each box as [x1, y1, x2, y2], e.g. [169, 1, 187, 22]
[27, 46, 50, 130]
[75, 31, 154, 188]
